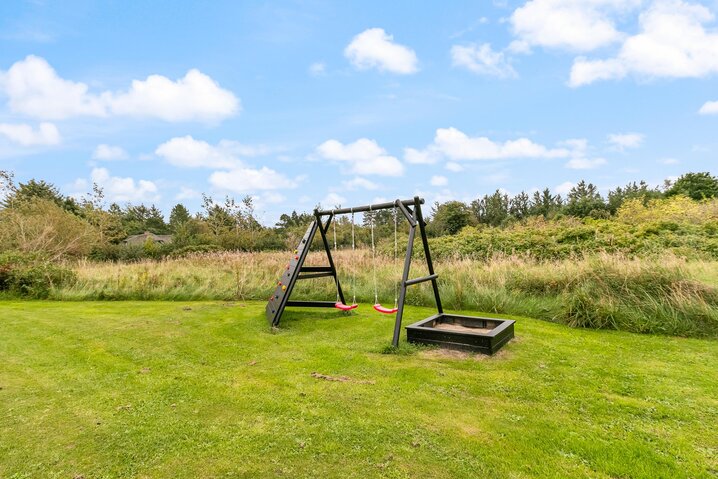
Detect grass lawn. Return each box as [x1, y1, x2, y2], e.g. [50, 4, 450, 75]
[1, 301, 717, 478]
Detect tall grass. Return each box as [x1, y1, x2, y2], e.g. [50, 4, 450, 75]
[54, 250, 718, 338]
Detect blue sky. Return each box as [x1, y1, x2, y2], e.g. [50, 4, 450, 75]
[0, 0, 717, 223]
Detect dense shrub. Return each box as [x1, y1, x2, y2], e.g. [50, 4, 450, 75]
[0, 252, 76, 298]
[426, 199, 718, 261]
[0, 198, 98, 258]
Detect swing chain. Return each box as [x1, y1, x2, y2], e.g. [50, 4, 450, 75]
[394, 206, 398, 309]
[351, 208, 356, 304]
[332, 210, 339, 303]
[370, 205, 378, 305]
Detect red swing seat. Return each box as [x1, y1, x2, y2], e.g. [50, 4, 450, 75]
[335, 301, 358, 311]
[373, 303, 398, 314]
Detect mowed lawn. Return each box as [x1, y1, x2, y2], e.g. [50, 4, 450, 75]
[1, 302, 717, 478]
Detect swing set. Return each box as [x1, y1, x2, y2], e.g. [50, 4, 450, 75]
[265, 197, 515, 354]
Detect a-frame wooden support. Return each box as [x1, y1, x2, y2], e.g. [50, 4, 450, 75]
[265, 213, 345, 327]
[265, 197, 443, 347]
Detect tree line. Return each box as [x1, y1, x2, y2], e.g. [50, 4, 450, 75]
[1, 169, 716, 260]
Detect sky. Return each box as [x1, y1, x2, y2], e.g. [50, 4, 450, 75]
[0, 0, 717, 224]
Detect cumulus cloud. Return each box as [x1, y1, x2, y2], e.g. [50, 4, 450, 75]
[155, 136, 241, 169]
[404, 147, 438, 164]
[344, 28, 418, 74]
[451, 43, 517, 77]
[92, 144, 128, 161]
[565, 157, 607, 169]
[0, 55, 239, 122]
[569, 1, 718, 87]
[322, 192, 347, 208]
[342, 177, 379, 190]
[699, 100, 718, 114]
[208, 167, 297, 194]
[510, 0, 637, 52]
[430, 175, 449, 186]
[0, 121, 60, 146]
[316, 138, 404, 176]
[445, 162, 464, 172]
[409, 127, 575, 162]
[176, 186, 201, 200]
[555, 181, 576, 195]
[155, 136, 275, 170]
[90, 167, 159, 203]
[607, 132, 644, 150]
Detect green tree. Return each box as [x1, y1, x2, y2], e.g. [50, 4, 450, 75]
[276, 210, 313, 230]
[565, 181, 606, 217]
[665, 172, 718, 200]
[1, 178, 79, 214]
[509, 191, 530, 220]
[80, 184, 126, 244]
[429, 201, 473, 236]
[169, 203, 191, 232]
[607, 181, 663, 214]
[529, 188, 563, 218]
[472, 190, 509, 226]
[121, 204, 169, 235]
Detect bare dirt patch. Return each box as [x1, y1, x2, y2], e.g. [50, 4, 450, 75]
[310, 372, 375, 384]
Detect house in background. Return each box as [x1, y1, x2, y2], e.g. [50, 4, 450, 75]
[123, 231, 173, 246]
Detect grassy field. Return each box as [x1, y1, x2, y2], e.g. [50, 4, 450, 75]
[1, 301, 717, 478]
[54, 251, 718, 338]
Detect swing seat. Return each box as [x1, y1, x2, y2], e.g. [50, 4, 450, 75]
[373, 303, 398, 314]
[335, 301, 358, 311]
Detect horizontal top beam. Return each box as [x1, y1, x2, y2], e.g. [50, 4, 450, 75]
[314, 197, 424, 216]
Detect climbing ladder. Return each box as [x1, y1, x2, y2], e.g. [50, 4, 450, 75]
[265, 216, 347, 327]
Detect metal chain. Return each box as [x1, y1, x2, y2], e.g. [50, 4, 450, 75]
[394, 206, 398, 309]
[370, 206, 378, 304]
[332, 211, 339, 302]
[351, 209, 356, 304]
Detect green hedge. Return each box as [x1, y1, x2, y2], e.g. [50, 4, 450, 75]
[0, 252, 77, 298]
[425, 219, 718, 261]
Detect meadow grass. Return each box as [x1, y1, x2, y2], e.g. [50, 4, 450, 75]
[1, 301, 717, 478]
[55, 251, 718, 338]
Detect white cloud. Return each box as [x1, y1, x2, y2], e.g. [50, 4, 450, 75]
[309, 62, 326, 76]
[155, 136, 262, 169]
[565, 157, 607, 169]
[411, 127, 574, 162]
[316, 138, 404, 176]
[342, 177, 379, 190]
[344, 28, 418, 74]
[176, 186, 201, 200]
[699, 100, 718, 114]
[92, 144, 128, 161]
[404, 147, 438, 164]
[430, 175, 449, 186]
[108, 69, 239, 122]
[510, 0, 637, 52]
[0, 55, 239, 122]
[569, 1, 718, 87]
[445, 161, 464, 172]
[90, 167, 159, 203]
[660, 157, 680, 164]
[209, 167, 297, 193]
[451, 43, 517, 77]
[607, 132, 644, 150]
[322, 192, 347, 207]
[260, 192, 286, 204]
[0, 121, 60, 146]
[555, 181, 575, 195]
